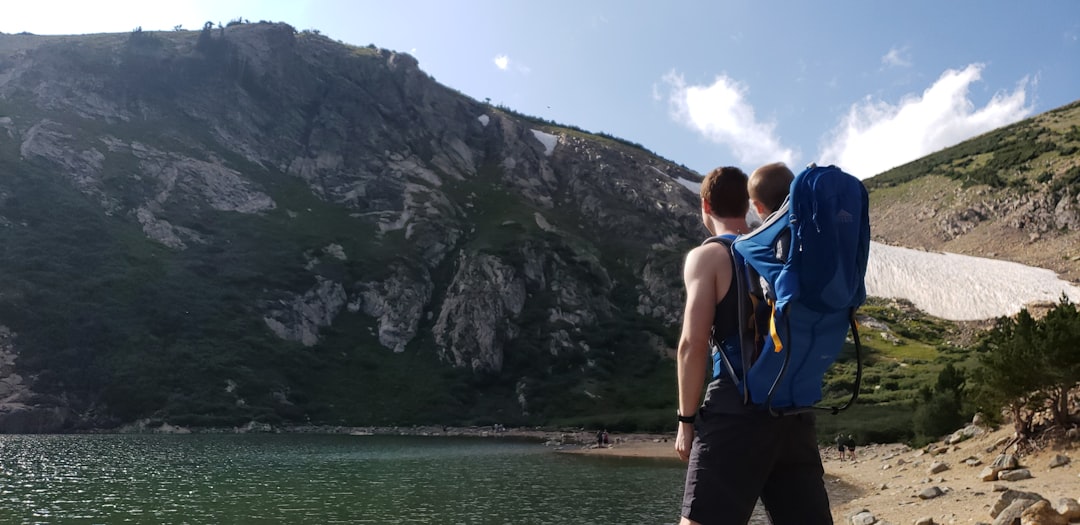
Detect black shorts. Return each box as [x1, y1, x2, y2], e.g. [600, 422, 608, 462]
[681, 386, 832, 525]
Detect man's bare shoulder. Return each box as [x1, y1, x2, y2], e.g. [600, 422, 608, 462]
[686, 240, 731, 265]
[684, 241, 731, 281]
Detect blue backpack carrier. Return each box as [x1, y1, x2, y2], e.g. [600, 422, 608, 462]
[713, 164, 870, 415]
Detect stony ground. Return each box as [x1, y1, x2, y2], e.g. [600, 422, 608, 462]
[559, 425, 1080, 524]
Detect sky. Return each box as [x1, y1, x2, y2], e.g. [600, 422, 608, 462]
[2, 1, 1079, 179]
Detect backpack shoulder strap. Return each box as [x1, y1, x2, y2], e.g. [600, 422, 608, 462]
[701, 234, 752, 402]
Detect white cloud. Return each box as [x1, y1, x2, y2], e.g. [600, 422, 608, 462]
[819, 64, 1032, 179]
[493, 54, 530, 74]
[661, 71, 796, 168]
[881, 46, 912, 68]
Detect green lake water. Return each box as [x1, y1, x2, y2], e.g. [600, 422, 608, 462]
[0, 434, 690, 524]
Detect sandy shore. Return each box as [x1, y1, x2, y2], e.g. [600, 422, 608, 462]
[558, 426, 1080, 524]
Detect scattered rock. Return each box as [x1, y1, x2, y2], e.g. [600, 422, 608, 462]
[998, 469, 1033, 482]
[918, 486, 944, 500]
[928, 461, 950, 474]
[851, 510, 876, 525]
[981, 466, 1001, 482]
[1048, 454, 1070, 469]
[914, 517, 936, 525]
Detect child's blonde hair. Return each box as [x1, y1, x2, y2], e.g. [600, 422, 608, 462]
[748, 162, 795, 214]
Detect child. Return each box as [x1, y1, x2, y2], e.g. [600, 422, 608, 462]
[748, 162, 794, 220]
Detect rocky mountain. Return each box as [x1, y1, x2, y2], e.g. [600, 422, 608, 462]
[0, 23, 704, 432]
[866, 101, 1080, 283]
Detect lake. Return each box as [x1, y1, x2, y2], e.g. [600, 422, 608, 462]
[0, 433, 693, 524]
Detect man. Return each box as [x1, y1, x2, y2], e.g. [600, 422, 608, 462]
[676, 166, 832, 525]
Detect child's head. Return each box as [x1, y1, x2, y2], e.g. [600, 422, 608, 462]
[748, 162, 794, 216]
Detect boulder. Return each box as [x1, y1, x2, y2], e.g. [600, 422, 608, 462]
[992, 454, 1020, 470]
[981, 466, 1001, 481]
[998, 469, 1033, 482]
[914, 518, 936, 525]
[1047, 454, 1069, 469]
[1019, 500, 1067, 525]
[992, 490, 1047, 518]
[946, 424, 984, 444]
[918, 486, 944, 500]
[928, 461, 950, 474]
[1054, 498, 1080, 521]
[993, 499, 1036, 525]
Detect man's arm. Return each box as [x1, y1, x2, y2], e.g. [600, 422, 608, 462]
[675, 242, 731, 461]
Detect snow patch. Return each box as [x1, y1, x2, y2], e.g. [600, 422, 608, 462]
[866, 242, 1080, 321]
[478, 114, 490, 127]
[649, 165, 702, 195]
[530, 129, 558, 156]
[675, 177, 700, 194]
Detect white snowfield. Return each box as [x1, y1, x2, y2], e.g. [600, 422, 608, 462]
[865, 241, 1080, 321]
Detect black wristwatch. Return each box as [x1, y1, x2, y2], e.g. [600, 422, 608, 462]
[677, 411, 696, 424]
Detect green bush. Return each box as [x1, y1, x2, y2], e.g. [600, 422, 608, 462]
[913, 391, 964, 445]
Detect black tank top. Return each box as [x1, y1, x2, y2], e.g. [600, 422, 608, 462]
[704, 235, 742, 376]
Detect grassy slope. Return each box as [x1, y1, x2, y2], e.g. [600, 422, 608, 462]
[866, 100, 1080, 281]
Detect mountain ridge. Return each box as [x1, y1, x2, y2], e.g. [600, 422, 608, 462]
[0, 22, 703, 432]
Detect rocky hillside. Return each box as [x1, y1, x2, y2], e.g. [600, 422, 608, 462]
[0, 23, 704, 431]
[866, 101, 1080, 283]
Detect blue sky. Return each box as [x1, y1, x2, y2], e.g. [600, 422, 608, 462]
[3, 1, 1078, 178]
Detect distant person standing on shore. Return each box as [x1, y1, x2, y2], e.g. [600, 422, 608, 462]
[835, 434, 847, 461]
[675, 166, 832, 525]
[845, 435, 857, 460]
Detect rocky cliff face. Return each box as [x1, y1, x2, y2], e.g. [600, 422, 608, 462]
[0, 23, 702, 431]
